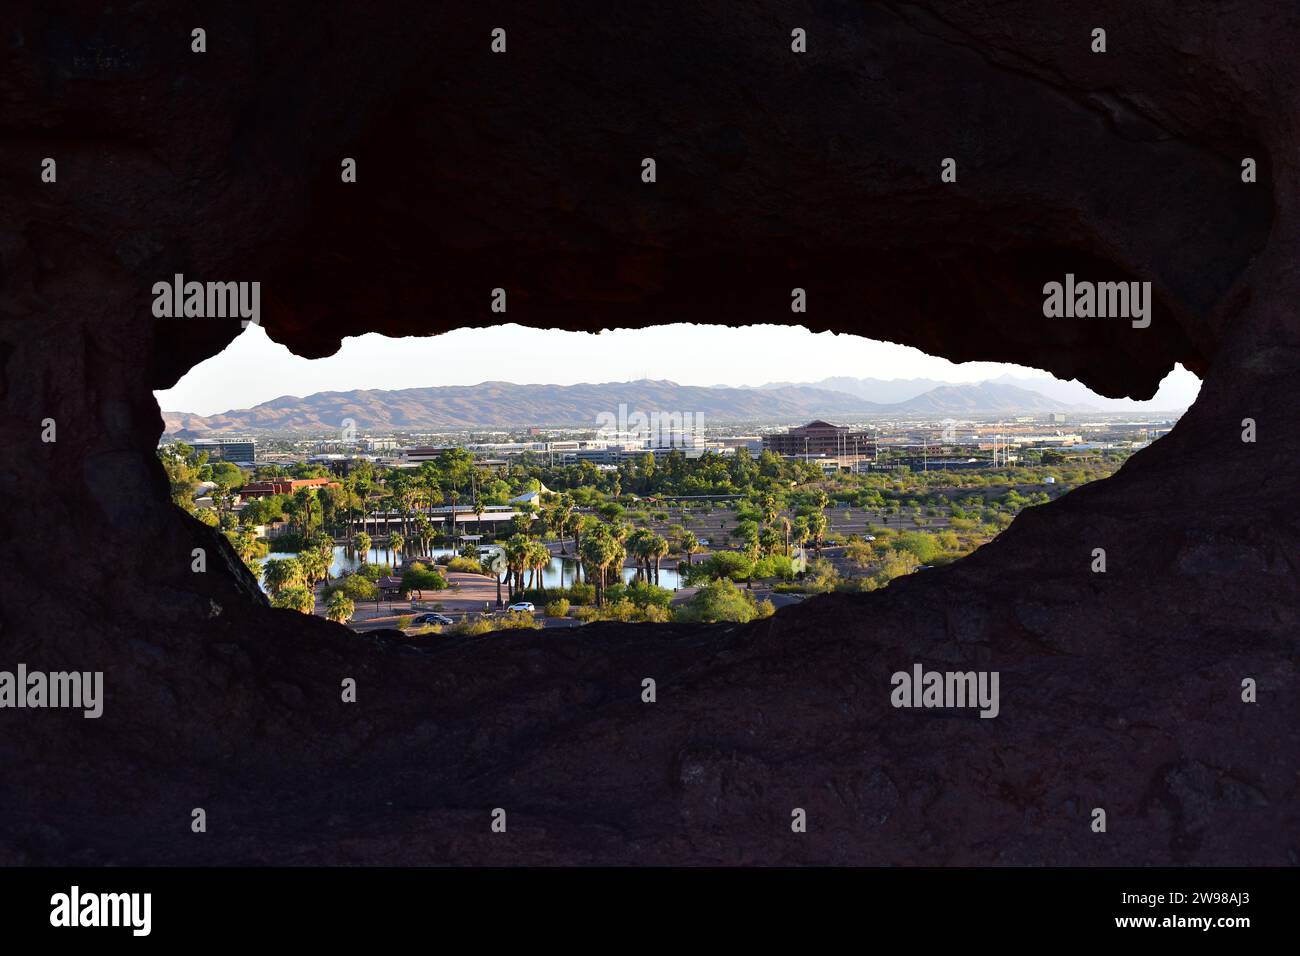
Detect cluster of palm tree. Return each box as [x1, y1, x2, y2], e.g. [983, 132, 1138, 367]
[544, 495, 578, 553]
[677, 529, 702, 566]
[578, 522, 625, 607]
[261, 535, 335, 615]
[351, 531, 372, 563]
[502, 534, 553, 597]
[626, 528, 670, 585]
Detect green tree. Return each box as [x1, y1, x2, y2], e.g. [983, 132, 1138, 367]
[326, 590, 355, 624]
[675, 578, 767, 624]
[272, 585, 315, 614]
[894, 531, 939, 564]
[399, 562, 448, 600]
[263, 557, 305, 596]
[225, 528, 265, 573]
[298, 548, 329, 592]
[328, 573, 378, 604]
[159, 442, 203, 512]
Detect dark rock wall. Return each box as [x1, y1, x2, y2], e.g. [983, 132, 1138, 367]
[0, 1, 1295, 864]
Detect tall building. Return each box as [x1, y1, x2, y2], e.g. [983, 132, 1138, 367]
[190, 437, 257, 465]
[762, 421, 875, 464]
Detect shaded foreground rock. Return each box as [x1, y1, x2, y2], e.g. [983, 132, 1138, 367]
[0, 1, 1296, 864]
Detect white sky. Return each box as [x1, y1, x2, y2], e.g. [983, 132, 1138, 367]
[155, 323, 1200, 416]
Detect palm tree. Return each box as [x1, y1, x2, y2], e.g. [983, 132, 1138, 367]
[569, 513, 588, 580]
[792, 517, 810, 555]
[388, 531, 405, 568]
[626, 528, 653, 581]
[353, 531, 371, 565]
[282, 498, 301, 538]
[446, 488, 460, 547]
[579, 532, 616, 607]
[488, 551, 508, 608]
[647, 533, 669, 586]
[504, 534, 532, 599]
[558, 495, 576, 553]
[807, 511, 828, 554]
[680, 530, 700, 567]
[527, 540, 551, 595]
[311, 537, 335, 584]
[263, 557, 305, 596]
[414, 514, 433, 556]
[778, 516, 792, 556]
[298, 548, 328, 593]
[229, 528, 261, 569]
[293, 487, 318, 537]
[326, 590, 355, 625]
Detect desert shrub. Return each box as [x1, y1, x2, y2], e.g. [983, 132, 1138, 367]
[799, 558, 841, 594]
[673, 578, 767, 624]
[544, 598, 570, 617]
[750, 554, 796, 580]
[518, 583, 595, 606]
[445, 555, 487, 574]
[618, 580, 673, 608]
[894, 531, 939, 564]
[572, 600, 672, 624]
[449, 611, 541, 635]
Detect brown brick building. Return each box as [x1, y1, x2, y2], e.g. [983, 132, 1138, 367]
[762, 420, 876, 463]
[239, 477, 336, 498]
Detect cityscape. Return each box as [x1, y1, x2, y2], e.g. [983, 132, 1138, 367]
[158, 352, 1186, 635]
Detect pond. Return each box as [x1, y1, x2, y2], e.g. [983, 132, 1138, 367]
[259, 545, 681, 593]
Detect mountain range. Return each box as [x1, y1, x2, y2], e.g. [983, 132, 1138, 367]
[162, 379, 1113, 435]
[758, 372, 1198, 411]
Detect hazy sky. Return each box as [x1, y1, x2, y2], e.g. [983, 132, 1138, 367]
[155, 323, 1200, 416]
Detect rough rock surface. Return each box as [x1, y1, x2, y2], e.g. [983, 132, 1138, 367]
[0, 1, 1296, 864]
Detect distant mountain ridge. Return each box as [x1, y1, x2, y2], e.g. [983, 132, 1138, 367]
[162, 378, 1096, 434]
[763, 372, 1197, 411]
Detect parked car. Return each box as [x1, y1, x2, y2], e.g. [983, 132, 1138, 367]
[862, 535, 876, 541]
[412, 613, 454, 626]
[506, 602, 535, 613]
